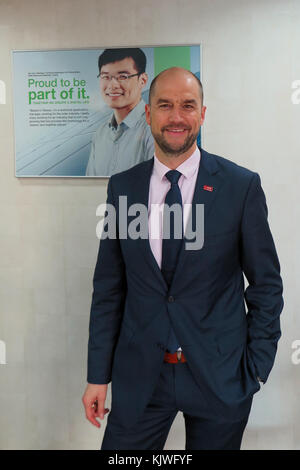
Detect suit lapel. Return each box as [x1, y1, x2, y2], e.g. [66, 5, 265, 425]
[171, 148, 224, 288]
[134, 158, 168, 288]
[132, 149, 224, 291]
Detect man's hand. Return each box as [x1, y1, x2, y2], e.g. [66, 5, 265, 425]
[82, 383, 110, 428]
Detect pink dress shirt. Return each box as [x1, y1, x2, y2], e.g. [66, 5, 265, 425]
[148, 146, 201, 269]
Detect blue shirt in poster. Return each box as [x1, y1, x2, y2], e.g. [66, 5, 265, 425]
[85, 99, 154, 177]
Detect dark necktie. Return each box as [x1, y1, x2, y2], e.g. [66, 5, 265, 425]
[161, 170, 183, 353]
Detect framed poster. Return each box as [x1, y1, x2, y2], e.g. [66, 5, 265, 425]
[12, 45, 201, 177]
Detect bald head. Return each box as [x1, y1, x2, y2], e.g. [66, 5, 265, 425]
[145, 66, 206, 161]
[149, 67, 203, 105]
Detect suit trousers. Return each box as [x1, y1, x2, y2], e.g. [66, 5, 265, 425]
[101, 360, 252, 450]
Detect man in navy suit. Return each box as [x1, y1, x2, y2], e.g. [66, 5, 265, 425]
[82, 67, 283, 450]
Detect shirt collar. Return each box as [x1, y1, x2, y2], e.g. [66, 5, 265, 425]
[109, 99, 146, 129]
[153, 147, 201, 182]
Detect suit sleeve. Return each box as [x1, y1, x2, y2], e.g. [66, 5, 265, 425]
[241, 173, 284, 384]
[87, 177, 126, 384]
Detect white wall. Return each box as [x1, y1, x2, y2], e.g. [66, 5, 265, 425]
[0, 0, 299, 449]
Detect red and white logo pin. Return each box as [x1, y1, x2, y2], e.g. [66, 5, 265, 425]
[203, 185, 213, 192]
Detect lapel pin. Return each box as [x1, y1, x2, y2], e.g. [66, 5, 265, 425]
[203, 185, 213, 192]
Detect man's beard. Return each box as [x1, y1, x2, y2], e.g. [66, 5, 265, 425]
[152, 128, 199, 157]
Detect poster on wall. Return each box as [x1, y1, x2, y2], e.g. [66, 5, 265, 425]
[12, 45, 201, 177]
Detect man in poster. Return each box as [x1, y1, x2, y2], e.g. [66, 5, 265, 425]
[85, 48, 154, 176]
[83, 67, 283, 449]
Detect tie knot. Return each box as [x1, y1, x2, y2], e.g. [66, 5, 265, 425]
[165, 170, 181, 185]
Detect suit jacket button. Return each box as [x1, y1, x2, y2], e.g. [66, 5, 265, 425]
[168, 296, 174, 303]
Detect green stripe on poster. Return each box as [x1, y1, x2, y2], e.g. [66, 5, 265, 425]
[154, 47, 191, 75]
